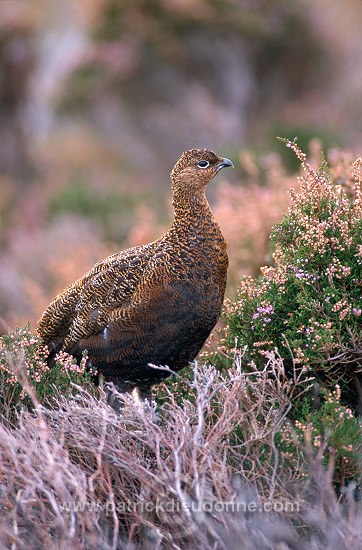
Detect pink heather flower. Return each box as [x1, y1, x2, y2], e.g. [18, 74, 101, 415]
[353, 308, 361, 316]
[253, 305, 274, 320]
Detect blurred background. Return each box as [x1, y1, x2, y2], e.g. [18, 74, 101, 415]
[0, 0, 361, 328]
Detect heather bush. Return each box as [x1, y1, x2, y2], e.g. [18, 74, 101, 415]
[220, 140, 362, 410]
[0, 324, 96, 421]
[281, 385, 361, 485]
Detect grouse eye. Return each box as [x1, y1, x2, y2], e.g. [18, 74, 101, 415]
[197, 160, 210, 169]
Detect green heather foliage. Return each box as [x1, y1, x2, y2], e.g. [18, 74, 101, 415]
[281, 385, 361, 484]
[222, 140, 362, 398]
[0, 324, 96, 419]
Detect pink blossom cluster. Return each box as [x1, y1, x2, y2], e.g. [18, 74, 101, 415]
[0, 326, 49, 387]
[54, 350, 90, 375]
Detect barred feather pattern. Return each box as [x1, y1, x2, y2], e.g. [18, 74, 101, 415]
[36, 149, 232, 398]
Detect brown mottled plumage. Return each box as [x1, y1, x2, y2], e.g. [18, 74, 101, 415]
[36, 149, 233, 404]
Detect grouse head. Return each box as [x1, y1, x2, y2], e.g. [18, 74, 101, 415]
[170, 149, 233, 197]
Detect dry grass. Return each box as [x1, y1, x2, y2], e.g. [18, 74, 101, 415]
[0, 355, 361, 549]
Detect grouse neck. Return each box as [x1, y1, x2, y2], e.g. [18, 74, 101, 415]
[172, 187, 214, 231]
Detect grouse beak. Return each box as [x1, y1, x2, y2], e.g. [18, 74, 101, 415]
[216, 157, 234, 173]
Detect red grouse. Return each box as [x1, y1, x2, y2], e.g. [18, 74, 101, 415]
[37, 149, 233, 405]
